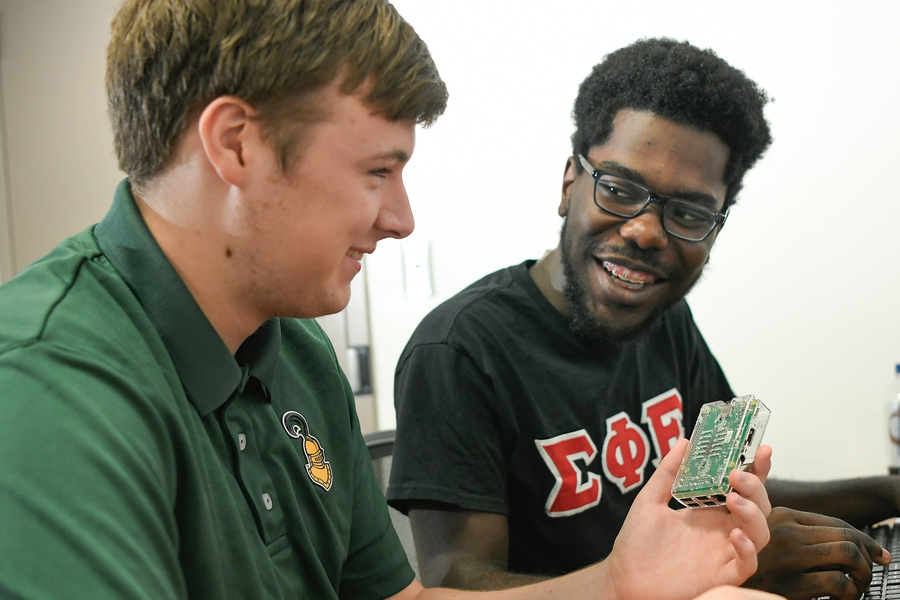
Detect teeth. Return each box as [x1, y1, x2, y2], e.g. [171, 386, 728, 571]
[602, 261, 655, 289]
[347, 250, 365, 261]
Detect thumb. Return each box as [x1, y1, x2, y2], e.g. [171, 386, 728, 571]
[635, 438, 689, 505]
[747, 444, 772, 484]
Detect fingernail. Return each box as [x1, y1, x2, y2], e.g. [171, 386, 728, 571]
[732, 492, 746, 506]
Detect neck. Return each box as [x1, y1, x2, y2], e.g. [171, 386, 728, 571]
[133, 176, 263, 355]
[529, 246, 570, 317]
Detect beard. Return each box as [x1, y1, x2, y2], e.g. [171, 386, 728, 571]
[559, 217, 705, 347]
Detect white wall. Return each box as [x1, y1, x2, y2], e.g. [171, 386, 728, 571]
[0, 0, 124, 278]
[2, 0, 898, 481]
[372, 0, 900, 481]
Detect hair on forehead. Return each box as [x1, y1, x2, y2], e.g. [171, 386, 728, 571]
[571, 37, 771, 209]
[106, 0, 448, 188]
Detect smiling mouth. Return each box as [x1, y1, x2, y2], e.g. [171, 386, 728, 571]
[601, 260, 658, 290]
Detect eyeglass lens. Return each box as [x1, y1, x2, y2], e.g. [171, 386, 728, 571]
[593, 174, 717, 241]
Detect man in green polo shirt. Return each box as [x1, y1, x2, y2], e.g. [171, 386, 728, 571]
[0, 1, 779, 599]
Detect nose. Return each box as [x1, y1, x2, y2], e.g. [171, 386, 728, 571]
[618, 205, 669, 250]
[376, 180, 415, 240]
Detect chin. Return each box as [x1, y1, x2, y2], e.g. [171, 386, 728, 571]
[562, 255, 666, 346]
[281, 291, 351, 320]
[568, 306, 665, 347]
[317, 298, 351, 319]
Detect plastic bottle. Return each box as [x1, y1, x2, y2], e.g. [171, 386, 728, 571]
[887, 364, 900, 475]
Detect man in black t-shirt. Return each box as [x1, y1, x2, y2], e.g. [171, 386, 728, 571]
[390, 262, 731, 574]
[388, 38, 897, 600]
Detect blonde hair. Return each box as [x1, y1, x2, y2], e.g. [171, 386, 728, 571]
[107, 0, 448, 186]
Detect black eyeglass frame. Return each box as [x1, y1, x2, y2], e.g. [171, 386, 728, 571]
[577, 154, 727, 242]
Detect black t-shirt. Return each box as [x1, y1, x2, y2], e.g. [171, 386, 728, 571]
[387, 260, 733, 576]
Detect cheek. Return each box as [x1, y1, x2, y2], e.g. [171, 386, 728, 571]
[565, 194, 604, 235]
[683, 246, 711, 275]
[568, 209, 622, 253]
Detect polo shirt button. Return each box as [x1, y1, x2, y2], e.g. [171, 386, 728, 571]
[238, 433, 247, 451]
[262, 493, 273, 510]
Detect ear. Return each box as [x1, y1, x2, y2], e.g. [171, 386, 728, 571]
[559, 156, 578, 217]
[197, 96, 260, 187]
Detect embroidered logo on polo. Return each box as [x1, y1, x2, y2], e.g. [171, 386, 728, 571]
[536, 388, 684, 517]
[282, 411, 333, 491]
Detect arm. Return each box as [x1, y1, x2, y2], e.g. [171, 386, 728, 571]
[767, 476, 900, 527]
[394, 439, 772, 600]
[389, 581, 786, 600]
[408, 506, 547, 589]
[0, 346, 184, 599]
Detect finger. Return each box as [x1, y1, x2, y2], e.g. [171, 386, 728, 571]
[727, 527, 759, 584]
[811, 523, 887, 568]
[747, 444, 772, 484]
[725, 490, 770, 553]
[792, 512, 887, 564]
[728, 469, 771, 517]
[859, 528, 891, 566]
[830, 538, 878, 590]
[807, 569, 866, 600]
[636, 438, 689, 505]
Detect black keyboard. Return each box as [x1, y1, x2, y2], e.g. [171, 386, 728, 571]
[813, 522, 900, 600]
[863, 522, 900, 600]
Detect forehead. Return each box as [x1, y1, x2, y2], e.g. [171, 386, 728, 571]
[589, 109, 730, 206]
[291, 79, 416, 166]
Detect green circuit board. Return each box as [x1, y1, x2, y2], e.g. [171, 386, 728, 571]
[671, 395, 769, 508]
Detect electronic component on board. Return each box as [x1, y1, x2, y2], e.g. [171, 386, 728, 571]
[671, 394, 770, 508]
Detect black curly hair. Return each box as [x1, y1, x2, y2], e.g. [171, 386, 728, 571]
[572, 38, 771, 209]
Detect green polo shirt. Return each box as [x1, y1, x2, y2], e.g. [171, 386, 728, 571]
[0, 180, 414, 599]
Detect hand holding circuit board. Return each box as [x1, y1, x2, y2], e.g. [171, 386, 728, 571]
[672, 395, 771, 508]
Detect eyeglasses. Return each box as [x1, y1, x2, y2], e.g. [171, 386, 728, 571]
[577, 154, 727, 242]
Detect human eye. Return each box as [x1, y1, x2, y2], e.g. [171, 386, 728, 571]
[597, 176, 641, 205]
[369, 167, 391, 178]
[668, 201, 714, 226]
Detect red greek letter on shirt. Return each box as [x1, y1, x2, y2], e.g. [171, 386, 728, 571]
[601, 412, 650, 494]
[641, 388, 684, 468]
[535, 430, 602, 517]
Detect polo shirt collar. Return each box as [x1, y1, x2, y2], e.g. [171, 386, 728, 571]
[93, 179, 281, 416]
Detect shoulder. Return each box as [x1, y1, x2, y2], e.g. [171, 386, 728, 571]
[0, 227, 143, 352]
[0, 237, 186, 498]
[664, 298, 696, 323]
[653, 300, 722, 372]
[0, 227, 181, 418]
[275, 317, 350, 403]
[408, 261, 537, 344]
[658, 299, 703, 337]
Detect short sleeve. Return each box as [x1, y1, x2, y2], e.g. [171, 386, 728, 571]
[388, 341, 510, 516]
[338, 421, 415, 600]
[0, 342, 185, 600]
[681, 302, 734, 425]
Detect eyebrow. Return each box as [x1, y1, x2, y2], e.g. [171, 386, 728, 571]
[373, 149, 411, 163]
[596, 159, 722, 209]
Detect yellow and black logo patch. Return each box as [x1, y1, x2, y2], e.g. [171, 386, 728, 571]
[282, 411, 333, 491]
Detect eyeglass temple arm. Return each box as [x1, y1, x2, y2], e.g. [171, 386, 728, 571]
[577, 154, 596, 174]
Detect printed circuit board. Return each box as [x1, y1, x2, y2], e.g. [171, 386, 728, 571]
[671, 395, 770, 508]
